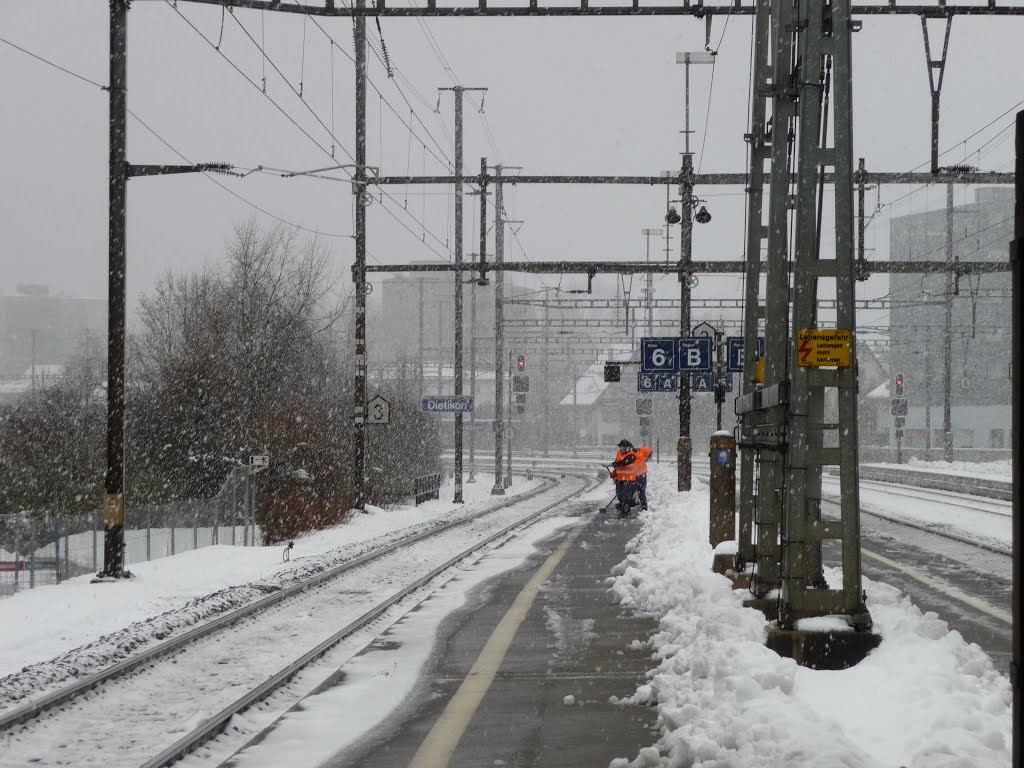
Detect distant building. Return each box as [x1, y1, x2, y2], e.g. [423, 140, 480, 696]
[887, 187, 1012, 453]
[0, 285, 105, 379]
[369, 266, 542, 375]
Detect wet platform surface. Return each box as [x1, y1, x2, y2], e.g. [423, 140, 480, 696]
[330, 503, 659, 767]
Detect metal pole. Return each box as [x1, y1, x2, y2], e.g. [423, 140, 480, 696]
[492, 166, 506, 494]
[684, 56, 691, 155]
[101, 0, 128, 577]
[646, 235, 654, 336]
[1009, 108, 1022, 768]
[452, 89, 465, 504]
[755, 0, 799, 596]
[438, 301, 444, 395]
[572, 363, 578, 454]
[715, 333, 723, 430]
[944, 180, 954, 461]
[544, 300, 550, 455]
[506, 357, 513, 485]
[31, 330, 37, 393]
[678, 153, 693, 492]
[53, 517, 59, 583]
[469, 280, 477, 482]
[737, 0, 770, 569]
[925, 339, 932, 456]
[468, 157, 487, 482]
[857, 158, 867, 279]
[418, 280, 425, 384]
[352, 0, 368, 512]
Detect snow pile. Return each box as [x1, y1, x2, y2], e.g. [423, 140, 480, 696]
[608, 473, 1011, 768]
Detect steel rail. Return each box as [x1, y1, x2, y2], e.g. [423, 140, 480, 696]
[692, 466, 1011, 556]
[0, 473, 562, 733]
[825, 497, 1012, 557]
[854, 477, 1012, 516]
[139, 470, 599, 768]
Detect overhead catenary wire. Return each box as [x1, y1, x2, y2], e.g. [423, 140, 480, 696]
[129, 109, 356, 241]
[0, 33, 351, 241]
[0, 35, 107, 90]
[167, 1, 454, 259]
[292, 3, 456, 166]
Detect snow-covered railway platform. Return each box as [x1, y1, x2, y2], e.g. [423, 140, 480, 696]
[225, 488, 659, 768]
[201, 465, 1011, 768]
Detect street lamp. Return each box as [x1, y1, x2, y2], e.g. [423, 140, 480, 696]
[669, 51, 713, 494]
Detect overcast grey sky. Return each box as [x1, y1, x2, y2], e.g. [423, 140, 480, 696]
[2, 1, 1021, 329]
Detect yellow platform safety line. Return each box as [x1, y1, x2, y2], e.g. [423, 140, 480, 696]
[408, 517, 591, 768]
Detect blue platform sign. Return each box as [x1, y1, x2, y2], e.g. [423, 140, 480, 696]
[422, 396, 474, 413]
[690, 372, 734, 393]
[725, 336, 765, 372]
[637, 372, 679, 392]
[678, 337, 712, 372]
[640, 337, 677, 373]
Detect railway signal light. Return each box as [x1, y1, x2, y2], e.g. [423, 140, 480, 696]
[516, 354, 526, 372]
[894, 372, 905, 397]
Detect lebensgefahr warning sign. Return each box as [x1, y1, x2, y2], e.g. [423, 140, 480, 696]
[796, 328, 852, 368]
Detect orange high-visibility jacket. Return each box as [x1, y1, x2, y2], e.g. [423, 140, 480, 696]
[611, 449, 636, 481]
[632, 446, 653, 476]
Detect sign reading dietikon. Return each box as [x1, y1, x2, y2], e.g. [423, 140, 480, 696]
[421, 396, 474, 413]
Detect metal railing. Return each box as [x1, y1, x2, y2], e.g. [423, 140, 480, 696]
[413, 473, 442, 505]
[0, 465, 260, 597]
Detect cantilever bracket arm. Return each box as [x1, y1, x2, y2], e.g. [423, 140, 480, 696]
[126, 162, 232, 177]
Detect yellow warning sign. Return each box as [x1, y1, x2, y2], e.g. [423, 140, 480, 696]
[755, 356, 765, 384]
[797, 328, 852, 367]
[103, 493, 125, 527]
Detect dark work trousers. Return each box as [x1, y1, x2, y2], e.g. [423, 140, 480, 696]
[636, 474, 648, 507]
[616, 479, 640, 514]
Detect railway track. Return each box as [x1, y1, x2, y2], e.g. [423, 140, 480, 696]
[854, 477, 1011, 519]
[689, 464, 1010, 555]
[822, 475, 1011, 556]
[0, 471, 597, 768]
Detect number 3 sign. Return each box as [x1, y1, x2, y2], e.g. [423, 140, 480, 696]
[367, 395, 391, 425]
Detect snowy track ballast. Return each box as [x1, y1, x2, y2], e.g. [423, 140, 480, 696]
[0, 473, 566, 735]
[139, 471, 597, 768]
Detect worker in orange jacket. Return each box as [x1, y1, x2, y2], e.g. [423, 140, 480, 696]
[632, 442, 653, 510]
[609, 439, 653, 517]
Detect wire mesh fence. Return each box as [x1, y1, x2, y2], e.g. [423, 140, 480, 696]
[0, 466, 261, 598]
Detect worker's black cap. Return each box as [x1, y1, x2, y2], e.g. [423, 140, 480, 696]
[617, 439, 633, 447]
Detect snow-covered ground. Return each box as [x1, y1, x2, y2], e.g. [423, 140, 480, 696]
[0, 473, 542, 683]
[200, 513, 592, 768]
[609, 468, 1011, 768]
[820, 474, 1011, 551]
[869, 458, 1012, 481]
